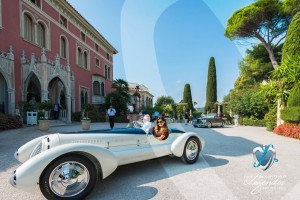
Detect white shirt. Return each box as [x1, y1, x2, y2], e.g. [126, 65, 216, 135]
[142, 121, 152, 133]
[107, 108, 116, 116]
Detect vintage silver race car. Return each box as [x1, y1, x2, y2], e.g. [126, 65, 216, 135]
[193, 113, 225, 128]
[9, 126, 205, 200]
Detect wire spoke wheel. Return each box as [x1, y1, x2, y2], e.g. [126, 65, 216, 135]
[181, 137, 200, 164]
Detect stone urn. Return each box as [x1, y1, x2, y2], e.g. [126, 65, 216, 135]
[38, 119, 49, 132]
[81, 119, 91, 130]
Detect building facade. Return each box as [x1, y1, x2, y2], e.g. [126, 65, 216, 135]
[128, 82, 153, 112]
[0, 0, 117, 123]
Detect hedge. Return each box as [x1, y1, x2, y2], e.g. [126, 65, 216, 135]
[0, 114, 23, 131]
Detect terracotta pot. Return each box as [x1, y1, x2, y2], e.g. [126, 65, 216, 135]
[38, 120, 49, 132]
[81, 119, 91, 130]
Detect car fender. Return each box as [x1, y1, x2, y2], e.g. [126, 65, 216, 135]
[13, 143, 118, 193]
[16, 135, 49, 163]
[171, 132, 204, 157]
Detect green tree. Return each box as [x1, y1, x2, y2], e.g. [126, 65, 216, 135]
[112, 79, 130, 98]
[106, 79, 131, 115]
[155, 96, 175, 107]
[225, 0, 295, 69]
[229, 87, 268, 119]
[183, 83, 194, 112]
[105, 92, 129, 116]
[282, 12, 300, 62]
[205, 57, 217, 113]
[283, 0, 300, 15]
[154, 96, 176, 117]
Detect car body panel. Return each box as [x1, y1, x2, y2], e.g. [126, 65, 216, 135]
[10, 127, 205, 194]
[12, 143, 118, 193]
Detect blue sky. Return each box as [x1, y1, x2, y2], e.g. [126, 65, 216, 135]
[67, 0, 255, 107]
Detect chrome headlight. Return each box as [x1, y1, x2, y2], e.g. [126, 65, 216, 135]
[9, 170, 16, 187]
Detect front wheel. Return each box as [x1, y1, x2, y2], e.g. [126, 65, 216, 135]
[181, 137, 200, 164]
[40, 154, 98, 200]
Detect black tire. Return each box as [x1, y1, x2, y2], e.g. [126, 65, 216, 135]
[181, 137, 200, 164]
[220, 122, 224, 127]
[207, 122, 212, 128]
[40, 154, 98, 200]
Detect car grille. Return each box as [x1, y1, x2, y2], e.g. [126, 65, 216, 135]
[30, 141, 44, 158]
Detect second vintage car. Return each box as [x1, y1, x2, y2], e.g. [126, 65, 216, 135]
[193, 113, 225, 128]
[10, 124, 205, 200]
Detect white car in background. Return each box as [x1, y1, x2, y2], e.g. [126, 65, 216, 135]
[10, 125, 205, 199]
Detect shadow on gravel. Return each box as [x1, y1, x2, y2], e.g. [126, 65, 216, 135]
[192, 127, 262, 157]
[202, 154, 229, 167]
[87, 154, 227, 200]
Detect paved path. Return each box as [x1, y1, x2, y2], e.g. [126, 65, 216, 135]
[0, 123, 300, 200]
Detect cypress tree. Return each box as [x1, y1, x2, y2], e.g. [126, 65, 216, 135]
[183, 83, 194, 112]
[282, 12, 300, 62]
[205, 57, 217, 113]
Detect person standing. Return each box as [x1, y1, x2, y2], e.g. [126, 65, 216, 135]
[234, 114, 239, 126]
[184, 112, 189, 125]
[53, 102, 60, 120]
[107, 105, 116, 128]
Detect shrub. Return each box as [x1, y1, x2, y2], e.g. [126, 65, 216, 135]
[264, 107, 277, 131]
[281, 107, 300, 122]
[273, 123, 300, 139]
[115, 115, 129, 123]
[89, 111, 106, 122]
[72, 112, 82, 122]
[72, 111, 107, 122]
[241, 117, 265, 127]
[0, 114, 23, 131]
[281, 86, 300, 123]
[287, 86, 300, 107]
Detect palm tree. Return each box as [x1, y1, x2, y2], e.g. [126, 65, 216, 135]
[112, 79, 129, 97]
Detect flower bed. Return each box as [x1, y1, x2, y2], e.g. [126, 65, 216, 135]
[273, 123, 300, 139]
[0, 114, 23, 131]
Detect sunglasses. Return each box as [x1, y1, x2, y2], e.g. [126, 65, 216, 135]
[157, 120, 164, 124]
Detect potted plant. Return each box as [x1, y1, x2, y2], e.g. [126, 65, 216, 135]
[37, 101, 53, 132]
[81, 103, 94, 130]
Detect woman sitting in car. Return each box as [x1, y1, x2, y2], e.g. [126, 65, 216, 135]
[151, 116, 169, 140]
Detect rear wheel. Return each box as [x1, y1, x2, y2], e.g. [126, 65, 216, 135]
[207, 122, 212, 128]
[220, 122, 224, 127]
[40, 154, 98, 200]
[181, 137, 200, 164]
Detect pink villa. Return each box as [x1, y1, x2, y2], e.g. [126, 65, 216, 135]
[0, 0, 117, 123]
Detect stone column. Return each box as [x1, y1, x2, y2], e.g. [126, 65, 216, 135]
[8, 46, 15, 114]
[66, 93, 72, 124]
[40, 51, 48, 102]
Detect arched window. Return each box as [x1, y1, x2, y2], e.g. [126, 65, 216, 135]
[83, 52, 88, 68]
[101, 82, 105, 97]
[60, 37, 67, 58]
[85, 92, 88, 104]
[105, 65, 108, 79]
[77, 48, 82, 66]
[80, 91, 84, 109]
[24, 14, 33, 42]
[93, 81, 100, 96]
[37, 22, 45, 47]
[107, 67, 111, 80]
